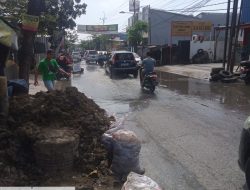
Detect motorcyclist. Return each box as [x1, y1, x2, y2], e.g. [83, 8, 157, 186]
[140, 52, 156, 82]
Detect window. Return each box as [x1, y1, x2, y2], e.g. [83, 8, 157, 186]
[115, 53, 134, 61]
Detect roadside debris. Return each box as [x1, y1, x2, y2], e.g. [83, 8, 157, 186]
[0, 87, 119, 188]
[192, 49, 209, 64]
[121, 172, 162, 190]
[210, 67, 238, 83]
[102, 129, 145, 179]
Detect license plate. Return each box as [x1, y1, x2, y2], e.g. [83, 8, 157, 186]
[241, 74, 246, 78]
[121, 63, 129, 66]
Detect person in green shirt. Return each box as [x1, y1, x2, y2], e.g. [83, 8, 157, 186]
[34, 49, 70, 91]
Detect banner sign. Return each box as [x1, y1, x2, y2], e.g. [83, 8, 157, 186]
[172, 21, 212, 36]
[172, 21, 192, 36]
[22, 14, 39, 32]
[192, 21, 212, 31]
[129, 0, 140, 12]
[77, 24, 118, 34]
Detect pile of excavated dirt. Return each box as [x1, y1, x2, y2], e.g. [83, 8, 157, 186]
[0, 87, 121, 189]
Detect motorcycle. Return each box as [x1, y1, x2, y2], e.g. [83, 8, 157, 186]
[240, 60, 250, 85]
[139, 67, 159, 92]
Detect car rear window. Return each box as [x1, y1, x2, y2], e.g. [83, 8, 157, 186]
[115, 53, 134, 61]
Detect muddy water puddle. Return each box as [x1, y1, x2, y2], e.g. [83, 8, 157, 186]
[157, 71, 250, 115]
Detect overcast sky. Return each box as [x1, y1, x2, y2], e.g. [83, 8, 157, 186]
[75, 0, 229, 40]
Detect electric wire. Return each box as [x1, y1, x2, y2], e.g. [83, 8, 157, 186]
[150, 6, 237, 28]
[149, 0, 232, 28]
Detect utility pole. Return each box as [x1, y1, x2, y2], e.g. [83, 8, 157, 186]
[18, 0, 44, 89]
[227, 0, 239, 72]
[231, 0, 243, 71]
[148, 5, 151, 45]
[133, 0, 136, 26]
[222, 0, 231, 69]
[100, 12, 107, 25]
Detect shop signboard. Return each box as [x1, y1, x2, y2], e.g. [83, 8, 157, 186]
[172, 21, 192, 36]
[192, 21, 212, 31]
[172, 21, 212, 36]
[22, 14, 39, 32]
[77, 24, 118, 34]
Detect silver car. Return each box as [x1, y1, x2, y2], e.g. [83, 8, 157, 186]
[85, 50, 98, 64]
[72, 52, 81, 62]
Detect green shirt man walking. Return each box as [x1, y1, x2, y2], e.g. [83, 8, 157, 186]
[34, 50, 70, 91]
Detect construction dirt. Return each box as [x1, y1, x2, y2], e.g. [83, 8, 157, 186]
[0, 87, 122, 189]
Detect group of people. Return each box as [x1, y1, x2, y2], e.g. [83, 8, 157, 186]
[34, 50, 156, 92]
[34, 50, 71, 91]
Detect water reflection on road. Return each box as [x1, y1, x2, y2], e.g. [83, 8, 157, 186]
[157, 71, 250, 116]
[71, 62, 156, 123]
[56, 61, 250, 120]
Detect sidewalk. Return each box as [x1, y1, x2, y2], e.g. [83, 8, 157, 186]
[155, 63, 226, 80]
[29, 74, 71, 95]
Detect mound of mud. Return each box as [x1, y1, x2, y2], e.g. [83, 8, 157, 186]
[0, 87, 119, 188]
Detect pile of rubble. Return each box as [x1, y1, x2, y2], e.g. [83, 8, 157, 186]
[0, 87, 119, 188]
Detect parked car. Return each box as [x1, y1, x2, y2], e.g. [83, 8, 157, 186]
[85, 50, 98, 64]
[104, 51, 139, 79]
[239, 116, 250, 188]
[72, 51, 81, 62]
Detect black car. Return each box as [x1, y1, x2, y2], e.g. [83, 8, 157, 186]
[239, 117, 250, 188]
[105, 51, 138, 79]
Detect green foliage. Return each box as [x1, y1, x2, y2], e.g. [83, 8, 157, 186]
[127, 21, 148, 47]
[93, 35, 109, 50]
[80, 39, 95, 50]
[41, 0, 87, 33]
[80, 35, 109, 50]
[0, 0, 87, 35]
[0, 0, 28, 23]
[64, 29, 78, 49]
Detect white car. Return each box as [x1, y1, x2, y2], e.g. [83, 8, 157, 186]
[85, 50, 98, 64]
[72, 52, 81, 62]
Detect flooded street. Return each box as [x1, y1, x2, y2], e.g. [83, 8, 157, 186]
[69, 61, 248, 190]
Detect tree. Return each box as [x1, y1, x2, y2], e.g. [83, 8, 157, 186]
[64, 29, 78, 50]
[39, 0, 87, 35]
[0, 0, 87, 35]
[127, 21, 148, 52]
[0, 0, 87, 89]
[0, 0, 28, 23]
[80, 35, 109, 51]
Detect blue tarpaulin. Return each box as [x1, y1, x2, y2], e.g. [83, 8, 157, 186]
[7, 79, 28, 96]
[241, 0, 250, 24]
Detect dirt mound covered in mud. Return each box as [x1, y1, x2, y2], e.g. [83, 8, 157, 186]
[0, 87, 119, 188]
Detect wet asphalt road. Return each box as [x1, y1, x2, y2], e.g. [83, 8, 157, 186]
[69, 61, 250, 190]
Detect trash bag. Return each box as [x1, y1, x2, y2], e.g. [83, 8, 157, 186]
[7, 79, 28, 96]
[122, 172, 162, 190]
[101, 129, 144, 177]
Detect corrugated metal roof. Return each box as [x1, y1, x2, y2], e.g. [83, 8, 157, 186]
[241, 0, 250, 24]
